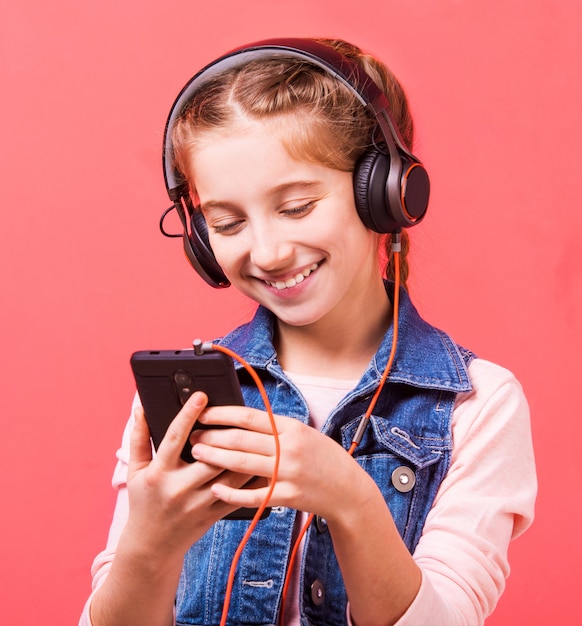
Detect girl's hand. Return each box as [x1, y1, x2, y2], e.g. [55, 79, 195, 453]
[123, 392, 254, 559]
[190, 405, 372, 522]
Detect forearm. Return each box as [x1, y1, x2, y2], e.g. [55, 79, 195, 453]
[328, 482, 421, 626]
[89, 530, 184, 626]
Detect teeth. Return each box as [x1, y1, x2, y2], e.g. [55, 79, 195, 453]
[266, 263, 319, 290]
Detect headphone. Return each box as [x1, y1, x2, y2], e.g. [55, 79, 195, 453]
[161, 38, 430, 288]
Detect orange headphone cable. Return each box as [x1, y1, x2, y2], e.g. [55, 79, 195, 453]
[208, 237, 401, 625]
[279, 240, 401, 624]
[208, 343, 281, 626]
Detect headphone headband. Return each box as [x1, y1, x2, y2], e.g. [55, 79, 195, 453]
[163, 38, 418, 198]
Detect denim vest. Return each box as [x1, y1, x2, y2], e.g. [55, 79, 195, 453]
[176, 284, 474, 626]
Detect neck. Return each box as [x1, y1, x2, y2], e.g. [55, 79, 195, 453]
[274, 278, 391, 379]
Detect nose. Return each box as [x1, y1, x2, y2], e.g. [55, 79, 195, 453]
[248, 221, 294, 272]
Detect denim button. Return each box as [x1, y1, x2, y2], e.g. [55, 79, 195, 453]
[392, 466, 416, 493]
[315, 516, 328, 533]
[310, 579, 325, 606]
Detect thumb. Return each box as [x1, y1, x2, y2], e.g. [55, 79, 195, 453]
[128, 406, 153, 476]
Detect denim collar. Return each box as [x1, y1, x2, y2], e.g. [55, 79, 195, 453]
[218, 282, 473, 393]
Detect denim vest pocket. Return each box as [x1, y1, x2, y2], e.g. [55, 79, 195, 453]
[176, 507, 295, 625]
[339, 402, 453, 552]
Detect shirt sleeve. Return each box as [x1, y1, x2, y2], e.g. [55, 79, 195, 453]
[78, 396, 138, 626]
[394, 358, 537, 625]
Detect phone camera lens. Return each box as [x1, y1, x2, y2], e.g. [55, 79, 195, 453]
[174, 370, 193, 386]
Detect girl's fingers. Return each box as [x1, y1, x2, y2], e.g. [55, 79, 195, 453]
[199, 405, 280, 434]
[155, 391, 208, 466]
[191, 442, 274, 478]
[190, 406, 282, 476]
[211, 481, 272, 509]
[128, 407, 154, 475]
[191, 424, 275, 458]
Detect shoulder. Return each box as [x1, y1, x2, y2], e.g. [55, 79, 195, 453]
[457, 358, 528, 416]
[453, 357, 530, 437]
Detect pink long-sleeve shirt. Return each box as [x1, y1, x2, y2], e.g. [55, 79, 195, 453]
[79, 358, 536, 625]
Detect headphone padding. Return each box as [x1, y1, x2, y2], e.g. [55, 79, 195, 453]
[192, 210, 211, 249]
[354, 148, 399, 233]
[186, 211, 230, 288]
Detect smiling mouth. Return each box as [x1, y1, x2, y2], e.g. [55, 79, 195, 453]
[264, 263, 319, 290]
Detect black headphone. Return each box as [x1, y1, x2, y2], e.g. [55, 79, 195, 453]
[161, 38, 430, 288]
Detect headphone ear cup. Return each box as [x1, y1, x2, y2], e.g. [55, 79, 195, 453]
[183, 210, 230, 288]
[354, 148, 399, 233]
[354, 147, 429, 233]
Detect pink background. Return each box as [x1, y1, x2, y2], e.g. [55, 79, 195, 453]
[1, 1, 580, 623]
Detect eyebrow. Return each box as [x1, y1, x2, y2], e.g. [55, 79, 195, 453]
[270, 180, 323, 195]
[200, 180, 323, 212]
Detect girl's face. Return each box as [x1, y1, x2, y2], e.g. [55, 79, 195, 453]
[188, 117, 384, 332]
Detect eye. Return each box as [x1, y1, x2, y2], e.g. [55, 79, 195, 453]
[282, 201, 315, 217]
[210, 218, 245, 235]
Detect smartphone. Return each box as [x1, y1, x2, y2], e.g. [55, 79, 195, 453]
[130, 348, 244, 462]
[130, 347, 269, 520]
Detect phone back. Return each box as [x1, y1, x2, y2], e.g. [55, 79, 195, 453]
[130, 349, 244, 460]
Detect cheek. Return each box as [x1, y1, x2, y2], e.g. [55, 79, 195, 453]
[209, 236, 244, 275]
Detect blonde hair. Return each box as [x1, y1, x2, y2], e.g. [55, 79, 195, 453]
[172, 38, 415, 287]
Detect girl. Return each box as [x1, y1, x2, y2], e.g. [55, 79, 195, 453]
[80, 38, 536, 626]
